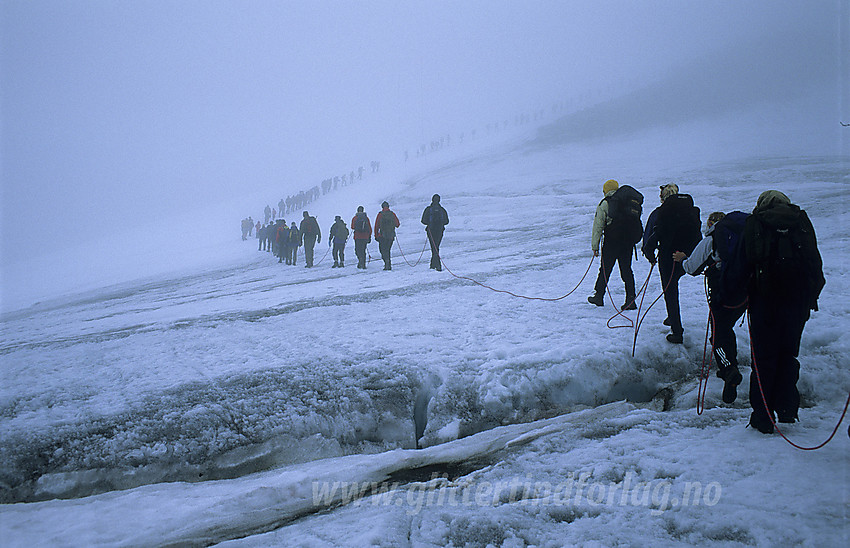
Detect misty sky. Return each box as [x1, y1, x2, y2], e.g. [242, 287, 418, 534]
[0, 1, 844, 266]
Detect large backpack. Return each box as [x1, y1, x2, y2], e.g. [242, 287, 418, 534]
[354, 213, 369, 233]
[746, 203, 824, 311]
[712, 211, 748, 269]
[303, 217, 319, 236]
[334, 221, 349, 241]
[426, 205, 446, 228]
[276, 224, 289, 243]
[288, 227, 300, 245]
[380, 211, 396, 239]
[709, 211, 748, 303]
[605, 185, 644, 244]
[657, 193, 702, 254]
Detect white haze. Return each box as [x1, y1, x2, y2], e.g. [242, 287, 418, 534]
[0, 0, 846, 311]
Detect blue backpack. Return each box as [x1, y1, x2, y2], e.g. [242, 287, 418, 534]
[712, 212, 748, 269]
[712, 211, 748, 303]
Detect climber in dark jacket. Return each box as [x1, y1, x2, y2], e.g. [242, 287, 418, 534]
[421, 194, 449, 271]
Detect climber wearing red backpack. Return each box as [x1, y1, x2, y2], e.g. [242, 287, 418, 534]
[374, 201, 400, 271]
[351, 206, 372, 269]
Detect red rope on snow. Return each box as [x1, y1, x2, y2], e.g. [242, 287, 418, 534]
[746, 311, 850, 450]
[428, 230, 597, 301]
[313, 243, 331, 266]
[393, 235, 429, 267]
[696, 277, 714, 415]
[630, 261, 675, 356]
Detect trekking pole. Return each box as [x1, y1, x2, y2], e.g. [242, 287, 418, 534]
[696, 276, 714, 415]
[697, 311, 712, 415]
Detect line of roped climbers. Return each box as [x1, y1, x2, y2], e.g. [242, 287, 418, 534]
[243, 113, 536, 237]
[239, 163, 382, 240]
[244, 100, 580, 236]
[406, 106, 557, 161]
[585, 179, 847, 445]
[253, 194, 449, 272]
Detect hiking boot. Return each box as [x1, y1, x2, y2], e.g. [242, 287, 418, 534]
[663, 318, 671, 326]
[621, 299, 637, 311]
[587, 293, 604, 307]
[749, 412, 774, 434]
[666, 333, 683, 344]
[721, 366, 743, 404]
[776, 409, 798, 424]
[332, 262, 339, 268]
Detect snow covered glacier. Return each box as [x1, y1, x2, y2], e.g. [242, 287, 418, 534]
[2, 112, 848, 544]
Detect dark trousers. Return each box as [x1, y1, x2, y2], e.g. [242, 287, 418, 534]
[304, 236, 317, 266]
[288, 245, 298, 265]
[748, 297, 808, 422]
[427, 228, 444, 270]
[593, 238, 636, 299]
[333, 241, 345, 265]
[355, 239, 368, 268]
[378, 238, 393, 268]
[658, 256, 685, 335]
[708, 290, 746, 373]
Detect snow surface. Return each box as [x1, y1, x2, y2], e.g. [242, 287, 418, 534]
[1, 96, 848, 545]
